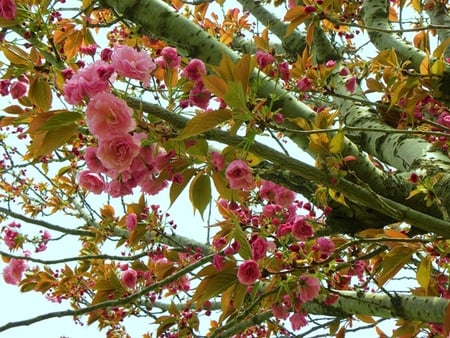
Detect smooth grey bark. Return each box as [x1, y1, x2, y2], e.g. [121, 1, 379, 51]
[305, 291, 450, 324]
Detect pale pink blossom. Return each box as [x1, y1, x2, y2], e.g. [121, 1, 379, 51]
[237, 259, 261, 285]
[251, 237, 268, 261]
[86, 92, 136, 139]
[256, 51, 275, 70]
[10, 81, 27, 99]
[225, 159, 254, 190]
[125, 213, 137, 231]
[96, 134, 140, 172]
[259, 180, 295, 207]
[181, 59, 207, 82]
[290, 312, 308, 331]
[77, 170, 106, 194]
[3, 259, 27, 285]
[111, 45, 155, 86]
[298, 274, 320, 303]
[155, 46, 181, 69]
[291, 216, 314, 241]
[63, 61, 111, 104]
[0, 0, 17, 21]
[325, 60, 336, 68]
[121, 269, 137, 288]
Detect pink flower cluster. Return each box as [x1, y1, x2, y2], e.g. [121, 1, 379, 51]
[0, 76, 28, 100]
[64, 45, 156, 104]
[259, 180, 296, 207]
[3, 258, 27, 285]
[3, 221, 20, 249]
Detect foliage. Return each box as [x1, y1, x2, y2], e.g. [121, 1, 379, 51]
[1, 0, 450, 337]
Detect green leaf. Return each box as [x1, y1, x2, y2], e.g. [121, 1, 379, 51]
[29, 76, 52, 111]
[329, 131, 344, 154]
[170, 168, 196, 206]
[225, 81, 249, 117]
[189, 174, 211, 217]
[377, 246, 414, 287]
[192, 272, 237, 307]
[39, 111, 83, 130]
[175, 109, 232, 141]
[233, 222, 252, 260]
[417, 255, 432, 290]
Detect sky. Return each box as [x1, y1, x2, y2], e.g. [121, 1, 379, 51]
[0, 0, 428, 337]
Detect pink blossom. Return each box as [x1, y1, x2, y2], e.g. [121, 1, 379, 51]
[111, 45, 156, 86]
[63, 61, 111, 104]
[251, 237, 268, 261]
[290, 312, 308, 331]
[0, 0, 17, 21]
[325, 60, 336, 68]
[3, 259, 27, 285]
[84, 147, 107, 173]
[77, 170, 106, 194]
[189, 82, 211, 109]
[225, 159, 254, 190]
[256, 51, 275, 70]
[210, 151, 224, 171]
[96, 134, 140, 172]
[296, 77, 312, 91]
[10, 81, 27, 99]
[139, 176, 169, 195]
[86, 92, 136, 139]
[181, 59, 207, 82]
[106, 179, 133, 197]
[3, 227, 19, 249]
[121, 269, 137, 288]
[213, 254, 225, 271]
[100, 48, 113, 62]
[125, 213, 137, 231]
[0, 79, 9, 96]
[298, 274, 320, 303]
[277, 223, 292, 238]
[237, 259, 261, 285]
[79, 44, 97, 56]
[155, 46, 181, 69]
[312, 237, 335, 258]
[272, 303, 289, 320]
[291, 216, 314, 241]
[278, 61, 290, 82]
[260, 180, 295, 207]
[345, 76, 357, 94]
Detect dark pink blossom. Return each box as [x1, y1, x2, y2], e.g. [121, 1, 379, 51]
[10, 81, 27, 99]
[121, 269, 137, 288]
[296, 77, 312, 91]
[256, 50, 275, 70]
[213, 254, 225, 271]
[181, 58, 207, 82]
[0, 0, 17, 21]
[155, 46, 181, 69]
[312, 237, 335, 258]
[210, 151, 225, 171]
[189, 82, 211, 109]
[237, 259, 261, 285]
[345, 76, 357, 93]
[251, 237, 268, 261]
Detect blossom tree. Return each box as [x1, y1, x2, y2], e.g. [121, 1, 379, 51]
[2, 0, 450, 336]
